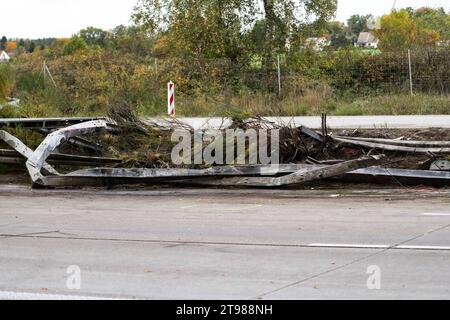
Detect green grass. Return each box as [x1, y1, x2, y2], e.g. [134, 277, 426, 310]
[2, 89, 449, 119]
[150, 92, 450, 117]
[332, 94, 450, 116]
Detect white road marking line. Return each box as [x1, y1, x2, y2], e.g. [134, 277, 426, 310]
[308, 243, 389, 249]
[0, 291, 121, 300]
[308, 244, 450, 251]
[422, 213, 450, 216]
[396, 245, 450, 251]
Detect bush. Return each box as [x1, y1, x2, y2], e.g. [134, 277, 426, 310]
[0, 63, 14, 101]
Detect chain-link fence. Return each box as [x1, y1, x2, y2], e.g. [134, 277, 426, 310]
[141, 46, 448, 115]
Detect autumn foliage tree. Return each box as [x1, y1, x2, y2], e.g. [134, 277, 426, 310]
[133, 0, 337, 66]
[375, 9, 445, 51]
[6, 42, 17, 53]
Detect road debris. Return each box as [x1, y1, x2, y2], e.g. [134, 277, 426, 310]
[333, 136, 450, 154]
[1, 116, 450, 189]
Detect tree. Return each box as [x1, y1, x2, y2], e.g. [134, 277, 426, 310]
[0, 36, 7, 51]
[6, 42, 17, 53]
[79, 27, 109, 47]
[412, 7, 450, 41]
[347, 14, 371, 35]
[28, 41, 36, 53]
[375, 10, 417, 51]
[327, 21, 352, 48]
[133, 0, 255, 62]
[375, 9, 443, 51]
[347, 14, 372, 43]
[110, 25, 154, 56]
[63, 35, 88, 55]
[133, 0, 337, 67]
[260, 0, 337, 70]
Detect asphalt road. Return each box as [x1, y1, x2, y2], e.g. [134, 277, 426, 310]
[0, 185, 449, 300]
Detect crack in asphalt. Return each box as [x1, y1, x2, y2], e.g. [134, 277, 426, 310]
[254, 222, 450, 299]
[1, 232, 450, 252]
[0, 230, 81, 239]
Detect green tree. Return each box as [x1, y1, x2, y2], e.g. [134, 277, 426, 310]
[347, 14, 371, 35]
[63, 35, 88, 55]
[1, 36, 7, 51]
[261, 0, 337, 70]
[412, 7, 450, 41]
[28, 41, 36, 53]
[133, 0, 337, 67]
[327, 21, 352, 48]
[133, 0, 255, 62]
[79, 27, 109, 47]
[110, 25, 154, 56]
[375, 10, 417, 51]
[375, 9, 443, 51]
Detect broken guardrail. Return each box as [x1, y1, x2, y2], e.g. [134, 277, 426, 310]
[0, 117, 105, 130]
[0, 119, 386, 188]
[333, 136, 450, 154]
[3, 118, 450, 188]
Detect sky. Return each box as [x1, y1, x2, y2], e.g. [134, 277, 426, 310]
[1, 0, 449, 39]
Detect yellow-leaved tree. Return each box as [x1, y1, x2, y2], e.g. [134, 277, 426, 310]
[375, 9, 441, 51]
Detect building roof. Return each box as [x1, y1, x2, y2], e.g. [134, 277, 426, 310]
[357, 32, 378, 44]
[0, 50, 11, 61]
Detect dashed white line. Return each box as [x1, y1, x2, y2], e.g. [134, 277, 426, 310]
[308, 243, 389, 249]
[0, 291, 121, 300]
[422, 213, 450, 216]
[308, 243, 450, 251]
[396, 245, 450, 251]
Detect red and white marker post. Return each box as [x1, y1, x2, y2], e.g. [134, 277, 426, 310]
[168, 81, 175, 117]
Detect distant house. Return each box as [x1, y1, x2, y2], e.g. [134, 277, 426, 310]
[303, 37, 331, 51]
[0, 50, 11, 62]
[355, 32, 379, 49]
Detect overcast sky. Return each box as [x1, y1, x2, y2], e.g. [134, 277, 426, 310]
[1, 0, 449, 39]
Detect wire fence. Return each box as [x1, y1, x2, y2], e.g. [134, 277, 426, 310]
[16, 45, 449, 116]
[151, 46, 450, 98]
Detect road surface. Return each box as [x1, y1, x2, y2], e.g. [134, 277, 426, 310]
[0, 185, 449, 300]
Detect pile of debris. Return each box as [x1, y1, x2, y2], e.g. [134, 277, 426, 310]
[1, 116, 450, 189]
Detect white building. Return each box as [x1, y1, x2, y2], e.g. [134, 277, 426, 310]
[355, 32, 379, 49]
[0, 50, 11, 62]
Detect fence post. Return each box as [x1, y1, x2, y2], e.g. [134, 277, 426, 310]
[277, 54, 281, 96]
[408, 49, 413, 96]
